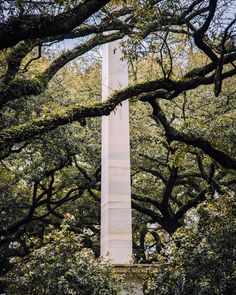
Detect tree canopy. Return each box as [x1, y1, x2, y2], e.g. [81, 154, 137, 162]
[0, 0, 236, 293]
[0, 0, 236, 163]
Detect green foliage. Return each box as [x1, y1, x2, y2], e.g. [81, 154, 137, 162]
[144, 196, 236, 295]
[0, 61, 103, 282]
[1, 0, 236, 291]
[5, 219, 121, 295]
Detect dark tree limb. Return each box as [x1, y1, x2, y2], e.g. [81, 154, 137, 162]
[150, 100, 236, 170]
[1, 60, 236, 160]
[192, 0, 218, 62]
[0, 0, 111, 49]
[161, 167, 178, 208]
[0, 31, 125, 108]
[40, 31, 125, 84]
[132, 200, 163, 225]
[214, 18, 236, 96]
[174, 189, 207, 221]
[132, 193, 162, 210]
[4, 40, 38, 84]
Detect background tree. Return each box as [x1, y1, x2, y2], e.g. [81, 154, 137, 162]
[4, 217, 121, 295]
[144, 195, 236, 295]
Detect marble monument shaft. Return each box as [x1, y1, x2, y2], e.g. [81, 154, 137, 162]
[101, 39, 132, 264]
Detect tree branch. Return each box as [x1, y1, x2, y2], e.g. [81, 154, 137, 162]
[150, 100, 236, 170]
[192, 0, 218, 62]
[174, 189, 207, 221]
[161, 167, 178, 208]
[0, 31, 125, 108]
[0, 0, 111, 49]
[4, 40, 38, 84]
[1, 61, 236, 159]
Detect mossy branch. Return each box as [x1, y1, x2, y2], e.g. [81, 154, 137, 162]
[1, 63, 236, 160]
[0, 31, 125, 108]
[0, 0, 111, 49]
[150, 100, 236, 170]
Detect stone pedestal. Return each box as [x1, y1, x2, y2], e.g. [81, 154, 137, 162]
[115, 264, 150, 295]
[101, 39, 132, 264]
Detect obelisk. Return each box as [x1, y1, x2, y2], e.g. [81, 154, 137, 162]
[101, 39, 132, 264]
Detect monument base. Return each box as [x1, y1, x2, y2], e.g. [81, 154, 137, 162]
[115, 264, 151, 295]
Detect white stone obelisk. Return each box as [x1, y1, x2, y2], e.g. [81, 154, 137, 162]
[101, 39, 132, 264]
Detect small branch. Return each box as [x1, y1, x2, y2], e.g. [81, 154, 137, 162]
[132, 200, 163, 225]
[132, 192, 162, 210]
[22, 45, 42, 73]
[214, 18, 236, 96]
[161, 167, 178, 209]
[174, 189, 207, 221]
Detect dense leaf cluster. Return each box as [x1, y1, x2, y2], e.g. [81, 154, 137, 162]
[144, 196, 236, 295]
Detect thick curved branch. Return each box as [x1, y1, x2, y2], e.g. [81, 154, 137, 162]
[0, 0, 111, 49]
[4, 40, 38, 84]
[2, 8, 131, 86]
[1, 61, 236, 159]
[40, 31, 125, 84]
[38, 7, 132, 44]
[0, 31, 125, 108]
[0, 78, 179, 157]
[1, 41, 236, 110]
[150, 100, 236, 170]
[192, 0, 218, 62]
